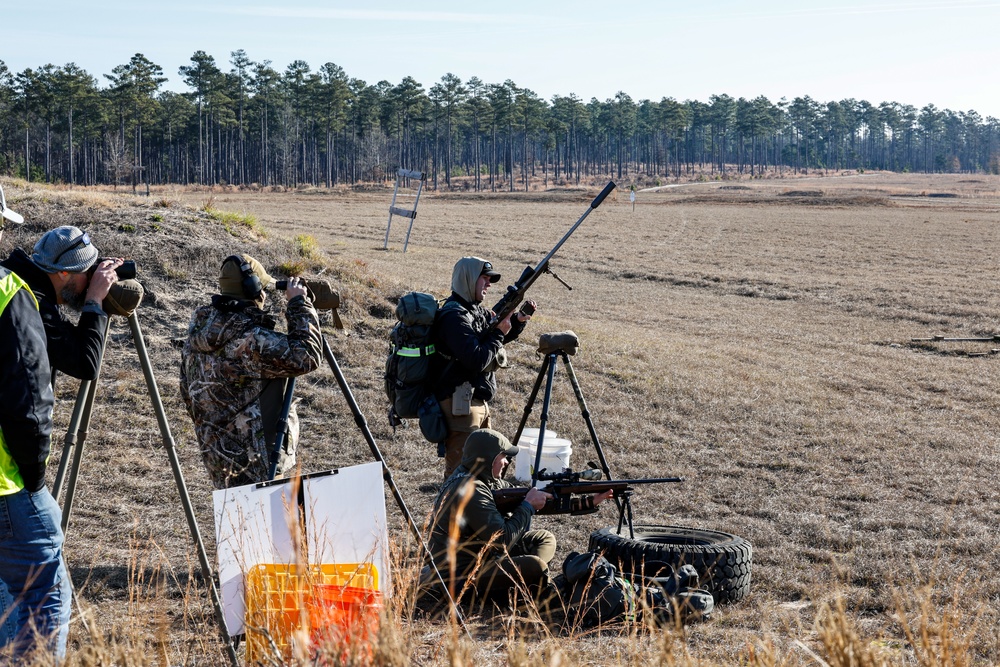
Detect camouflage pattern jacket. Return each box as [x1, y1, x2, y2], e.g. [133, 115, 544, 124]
[179, 294, 322, 489]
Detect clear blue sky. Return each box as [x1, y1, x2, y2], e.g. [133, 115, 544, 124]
[4, 0, 999, 117]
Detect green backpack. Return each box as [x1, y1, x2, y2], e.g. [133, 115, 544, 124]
[385, 292, 441, 423]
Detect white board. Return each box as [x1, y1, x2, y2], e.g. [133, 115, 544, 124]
[212, 462, 390, 636]
[304, 462, 392, 598]
[213, 480, 298, 636]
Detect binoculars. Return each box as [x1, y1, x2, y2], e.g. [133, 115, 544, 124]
[274, 278, 340, 311]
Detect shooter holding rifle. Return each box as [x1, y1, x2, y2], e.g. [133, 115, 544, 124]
[429, 181, 617, 478]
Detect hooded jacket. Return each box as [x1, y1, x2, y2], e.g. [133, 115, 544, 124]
[0, 264, 55, 494]
[432, 257, 526, 401]
[179, 293, 322, 488]
[427, 431, 535, 576]
[1, 248, 107, 380]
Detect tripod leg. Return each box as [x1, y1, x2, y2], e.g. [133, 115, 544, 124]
[58, 318, 110, 529]
[52, 380, 90, 504]
[531, 353, 559, 487]
[58, 379, 100, 533]
[267, 378, 296, 480]
[321, 336, 472, 640]
[561, 353, 624, 515]
[511, 354, 549, 447]
[561, 353, 614, 480]
[126, 314, 240, 667]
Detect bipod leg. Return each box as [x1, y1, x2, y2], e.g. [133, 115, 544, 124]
[615, 492, 636, 539]
[126, 313, 240, 667]
[267, 377, 296, 480]
[560, 353, 624, 514]
[52, 380, 91, 504]
[58, 318, 110, 529]
[531, 353, 559, 487]
[512, 354, 550, 447]
[320, 336, 472, 641]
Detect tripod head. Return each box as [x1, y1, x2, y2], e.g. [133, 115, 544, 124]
[103, 279, 143, 317]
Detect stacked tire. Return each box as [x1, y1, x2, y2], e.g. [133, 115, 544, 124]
[589, 525, 753, 605]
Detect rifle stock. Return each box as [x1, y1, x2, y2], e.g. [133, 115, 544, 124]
[490, 181, 616, 326]
[493, 475, 682, 516]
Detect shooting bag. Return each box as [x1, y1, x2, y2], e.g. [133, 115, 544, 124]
[385, 292, 441, 422]
[538, 330, 579, 356]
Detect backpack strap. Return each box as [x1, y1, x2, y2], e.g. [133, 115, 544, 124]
[394, 342, 436, 358]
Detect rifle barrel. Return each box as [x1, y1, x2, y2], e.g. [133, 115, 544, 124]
[533, 181, 616, 274]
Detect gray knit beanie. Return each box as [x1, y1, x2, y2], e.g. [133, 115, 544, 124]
[32, 226, 100, 273]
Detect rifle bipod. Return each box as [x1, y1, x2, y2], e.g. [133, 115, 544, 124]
[51, 311, 240, 667]
[513, 348, 639, 535]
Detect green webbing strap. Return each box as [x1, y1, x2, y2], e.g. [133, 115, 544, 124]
[395, 344, 435, 358]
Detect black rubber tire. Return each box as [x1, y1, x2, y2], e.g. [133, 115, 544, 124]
[589, 524, 753, 605]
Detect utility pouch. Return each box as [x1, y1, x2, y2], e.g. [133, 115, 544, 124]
[452, 382, 473, 416]
[418, 396, 448, 444]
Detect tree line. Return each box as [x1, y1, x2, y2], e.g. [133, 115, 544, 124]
[2, 51, 999, 190]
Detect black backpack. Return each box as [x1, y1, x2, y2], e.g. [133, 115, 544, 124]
[553, 551, 714, 627]
[385, 292, 441, 424]
[553, 551, 635, 627]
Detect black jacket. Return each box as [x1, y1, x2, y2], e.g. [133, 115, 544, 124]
[0, 265, 55, 492]
[432, 292, 525, 402]
[1, 248, 107, 380]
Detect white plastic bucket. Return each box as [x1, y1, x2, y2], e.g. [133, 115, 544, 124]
[514, 429, 557, 485]
[513, 437, 573, 487]
[518, 428, 557, 445]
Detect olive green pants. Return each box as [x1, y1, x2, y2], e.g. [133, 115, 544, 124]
[474, 529, 557, 605]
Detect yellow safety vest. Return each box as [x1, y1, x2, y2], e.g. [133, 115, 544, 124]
[0, 270, 40, 495]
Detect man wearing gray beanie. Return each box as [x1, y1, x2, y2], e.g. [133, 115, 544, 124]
[1, 225, 122, 380]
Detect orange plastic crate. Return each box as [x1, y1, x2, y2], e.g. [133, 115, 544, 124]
[309, 585, 383, 660]
[244, 562, 378, 663]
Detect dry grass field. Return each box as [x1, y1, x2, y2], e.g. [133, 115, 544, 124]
[1, 171, 999, 665]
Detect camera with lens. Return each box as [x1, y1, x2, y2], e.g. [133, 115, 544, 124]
[89, 258, 137, 280]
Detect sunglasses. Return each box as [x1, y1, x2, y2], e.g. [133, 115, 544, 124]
[52, 232, 91, 268]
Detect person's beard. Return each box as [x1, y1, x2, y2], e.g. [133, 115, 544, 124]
[60, 282, 87, 311]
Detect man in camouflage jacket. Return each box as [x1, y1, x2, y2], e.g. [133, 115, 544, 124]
[180, 254, 322, 489]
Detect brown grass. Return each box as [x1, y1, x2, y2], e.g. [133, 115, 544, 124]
[1, 173, 999, 665]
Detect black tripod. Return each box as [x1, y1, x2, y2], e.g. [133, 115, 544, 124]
[513, 348, 643, 536]
[51, 310, 241, 667]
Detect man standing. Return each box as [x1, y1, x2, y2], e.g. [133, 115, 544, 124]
[0, 192, 72, 659]
[180, 254, 323, 489]
[432, 257, 535, 478]
[1, 224, 122, 381]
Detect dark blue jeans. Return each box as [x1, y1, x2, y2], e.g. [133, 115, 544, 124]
[0, 487, 71, 660]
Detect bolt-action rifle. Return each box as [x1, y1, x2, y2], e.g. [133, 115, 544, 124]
[489, 181, 616, 327]
[492, 468, 683, 516]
